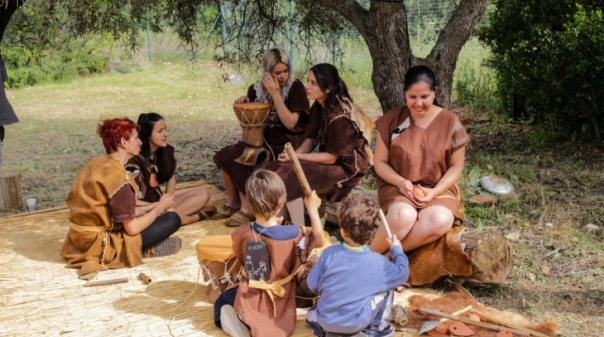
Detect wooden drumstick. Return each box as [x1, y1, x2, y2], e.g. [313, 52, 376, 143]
[378, 209, 393, 240]
[284, 142, 312, 197]
[84, 277, 129, 287]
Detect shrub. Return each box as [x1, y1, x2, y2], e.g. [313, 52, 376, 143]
[479, 1, 604, 142]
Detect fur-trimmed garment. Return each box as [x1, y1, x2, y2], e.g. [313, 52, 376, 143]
[264, 101, 370, 202]
[126, 145, 177, 202]
[60, 157, 143, 278]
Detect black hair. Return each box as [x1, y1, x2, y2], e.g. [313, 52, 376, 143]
[403, 65, 438, 92]
[136, 112, 172, 183]
[309, 63, 352, 114]
[403, 65, 440, 106]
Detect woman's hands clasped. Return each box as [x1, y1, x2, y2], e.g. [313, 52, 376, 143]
[398, 180, 434, 207]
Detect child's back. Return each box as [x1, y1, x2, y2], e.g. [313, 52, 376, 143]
[215, 169, 324, 337]
[231, 222, 306, 336]
[307, 243, 408, 334]
[306, 193, 409, 337]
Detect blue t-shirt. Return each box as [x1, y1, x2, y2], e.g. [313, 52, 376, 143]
[307, 244, 409, 333]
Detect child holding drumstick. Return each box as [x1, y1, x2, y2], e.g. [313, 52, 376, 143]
[306, 193, 409, 337]
[214, 168, 324, 337]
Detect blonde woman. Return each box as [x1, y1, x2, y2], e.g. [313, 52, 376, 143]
[214, 47, 310, 227]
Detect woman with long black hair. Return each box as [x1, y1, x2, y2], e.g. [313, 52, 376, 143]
[264, 63, 370, 227]
[127, 112, 215, 226]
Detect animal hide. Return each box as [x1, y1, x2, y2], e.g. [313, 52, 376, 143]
[404, 284, 558, 337]
[407, 226, 473, 286]
[339, 97, 376, 165]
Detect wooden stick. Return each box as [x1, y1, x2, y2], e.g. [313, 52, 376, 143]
[419, 308, 529, 336]
[439, 305, 473, 322]
[138, 273, 152, 284]
[468, 308, 551, 337]
[84, 277, 129, 287]
[284, 142, 312, 197]
[378, 209, 392, 240]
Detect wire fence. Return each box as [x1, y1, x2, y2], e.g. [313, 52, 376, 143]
[141, 1, 492, 93]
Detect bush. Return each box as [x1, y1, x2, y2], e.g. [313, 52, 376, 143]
[479, 1, 604, 142]
[3, 37, 110, 88]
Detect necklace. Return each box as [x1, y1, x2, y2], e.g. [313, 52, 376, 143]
[251, 222, 270, 242]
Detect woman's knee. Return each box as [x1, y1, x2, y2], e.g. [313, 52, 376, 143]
[387, 203, 417, 228]
[419, 207, 454, 234]
[196, 186, 210, 200]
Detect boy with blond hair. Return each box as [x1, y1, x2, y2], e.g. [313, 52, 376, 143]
[215, 169, 324, 337]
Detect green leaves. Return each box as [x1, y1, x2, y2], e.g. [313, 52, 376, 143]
[479, 0, 604, 142]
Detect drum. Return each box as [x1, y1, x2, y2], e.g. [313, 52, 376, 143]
[196, 235, 242, 303]
[233, 102, 272, 147]
[295, 231, 333, 308]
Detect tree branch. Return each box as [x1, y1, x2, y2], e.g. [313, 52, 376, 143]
[428, 0, 489, 66]
[311, 0, 368, 35]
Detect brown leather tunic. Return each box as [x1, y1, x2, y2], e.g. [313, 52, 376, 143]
[376, 107, 470, 218]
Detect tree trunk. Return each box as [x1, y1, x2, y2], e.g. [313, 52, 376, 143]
[426, 0, 490, 109]
[316, 0, 491, 112]
[0, 173, 23, 211]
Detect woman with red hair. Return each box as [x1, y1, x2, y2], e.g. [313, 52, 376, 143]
[60, 117, 182, 279]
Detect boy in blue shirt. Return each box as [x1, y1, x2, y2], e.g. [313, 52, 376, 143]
[306, 193, 409, 337]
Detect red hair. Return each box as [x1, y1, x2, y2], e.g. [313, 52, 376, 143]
[97, 118, 139, 154]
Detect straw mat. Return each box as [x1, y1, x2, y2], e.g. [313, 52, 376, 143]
[0, 182, 444, 337]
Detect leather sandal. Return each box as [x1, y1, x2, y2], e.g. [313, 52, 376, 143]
[215, 204, 238, 219]
[196, 205, 217, 221]
[225, 210, 255, 227]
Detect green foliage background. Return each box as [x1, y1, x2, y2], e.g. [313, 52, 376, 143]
[3, 0, 604, 144]
[479, 1, 604, 142]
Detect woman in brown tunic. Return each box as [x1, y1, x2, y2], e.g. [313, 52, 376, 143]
[264, 63, 370, 227]
[370, 65, 470, 254]
[126, 112, 215, 226]
[213, 47, 310, 227]
[61, 118, 182, 279]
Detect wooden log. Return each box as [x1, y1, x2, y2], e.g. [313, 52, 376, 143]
[321, 188, 513, 284]
[0, 173, 24, 212]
